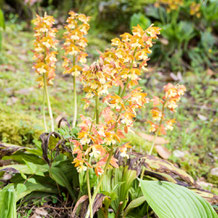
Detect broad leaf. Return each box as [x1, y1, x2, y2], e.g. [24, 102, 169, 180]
[0, 184, 16, 218]
[123, 196, 146, 216]
[139, 180, 217, 218]
[15, 180, 58, 201]
[49, 166, 76, 200]
[0, 163, 48, 176]
[130, 13, 151, 30]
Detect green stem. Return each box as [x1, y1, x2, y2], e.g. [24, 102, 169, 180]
[85, 149, 113, 218]
[42, 86, 48, 132]
[72, 56, 77, 128]
[72, 74, 77, 128]
[43, 73, 54, 132]
[86, 169, 93, 218]
[118, 85, 122, 95]
[120, 77, 130, 98]
[95, 93, 99, 124]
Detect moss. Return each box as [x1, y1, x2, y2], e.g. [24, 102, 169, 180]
[121, 132, 150, 152]
[0, 106, 43, 146]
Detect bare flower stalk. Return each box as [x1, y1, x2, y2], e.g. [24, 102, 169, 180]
[43, 73, 54, 132]
[95, 93, 99, 124]
[42, 87, 48, 132]
[85, 148, 113, 218]
[86, 169, 93, 218]
[62, 11, 90, 127]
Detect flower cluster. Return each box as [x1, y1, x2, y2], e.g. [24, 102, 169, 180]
[63, 11, 90, 76]
[98, 25, 160, 135]
[105, 24, 160, 88]
[103, 88, 148, 132]
[81, 58, 111, 99]
[190, 2, 201, 18]
[155, 0, 183, 12]
[81, 24, 160, 101]
[32, 14, 57, 86]
[73, 25, 160, 175]
[72, 115, 120, 175]
[148, 83, 186, 134]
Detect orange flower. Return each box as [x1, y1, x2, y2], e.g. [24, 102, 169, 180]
[190, 2, 201, 18]
[155, 0, 183, 12]
[63, 11, 90, 76]
[32, 14, 57, 86]
[151, 108, 163, 121]
[165, 119, 176, 130]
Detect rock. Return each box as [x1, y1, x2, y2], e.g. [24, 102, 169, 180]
[196, 178, 213, 189]
[198, 114, 207, 121]
[210, 168, 218, 177]
[173, 150, 185, 158]
[208, 167, 218, 185]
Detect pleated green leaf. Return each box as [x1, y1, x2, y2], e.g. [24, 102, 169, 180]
[139, 180, 217, 218]
[49, 166, 76, 200]
[0, 184, 16, 218]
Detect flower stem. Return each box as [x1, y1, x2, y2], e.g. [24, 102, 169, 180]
[85, 148, 113, 218]
[118, 85, 122, 95]
[120, 77, 129, 97]
[72, 74, 77, 128]
[86, 169, 93, 218]
[72, 56, 77, 128]
[95, 93, 99, 124]
[43, 73, 54, 132]
[42, 86, 48, 132]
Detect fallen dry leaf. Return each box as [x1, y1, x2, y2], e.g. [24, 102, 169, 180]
[71, 195, 88, 218]
[31, 208, 48, 218]
[138, 132, 169, 144]
[160, 38, 169, 45]
[206, 68, 215, 76]
[155, 145, 171, 159]
[15, 87, 34, 95]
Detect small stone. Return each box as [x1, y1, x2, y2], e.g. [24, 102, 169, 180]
[210, 168, 218, 177]
[173, 150, 185, 158]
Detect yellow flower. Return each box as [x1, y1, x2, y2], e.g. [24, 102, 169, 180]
[165, 119, 176, 130]
[63, 11, 90, 76]
[155, 0, 183, 12]
[151, 108, 163, 121]
[190, 2, 201, 18]
[32, 14, 57, 86]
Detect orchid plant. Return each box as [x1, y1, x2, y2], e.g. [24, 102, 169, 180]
[32, 12, 187, 218]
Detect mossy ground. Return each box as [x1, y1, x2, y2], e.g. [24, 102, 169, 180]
[0, 22, 217, 186]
